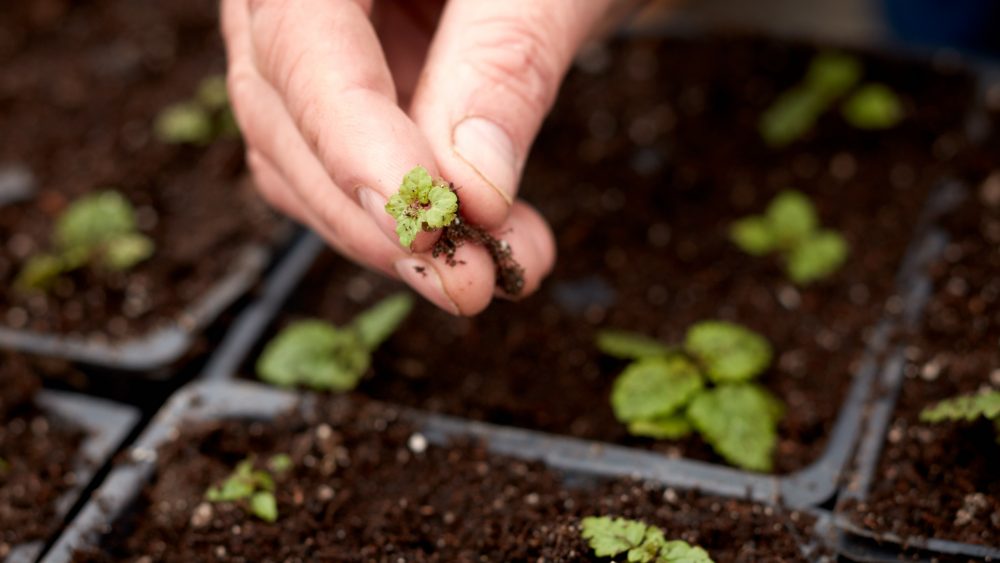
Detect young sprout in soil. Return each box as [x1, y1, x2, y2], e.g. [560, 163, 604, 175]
[204, 455, 291, 523]
[15, 191, 154, 292]
[256, 292, 414, 391]
[385, 166, 525, 296]
[580, 516, 714, 563]
[155, 74, 239, 145]
[0, 456, 7, 474]
[920, 389, 1000, 444]
[598, 321, 783, 472]
[841, 83, 904, 129]
[729, 190, 848, 285]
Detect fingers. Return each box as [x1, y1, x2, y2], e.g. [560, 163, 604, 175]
[410, 0, 614, 228]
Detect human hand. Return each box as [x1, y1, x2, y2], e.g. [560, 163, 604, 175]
[222, 0, 616, 315]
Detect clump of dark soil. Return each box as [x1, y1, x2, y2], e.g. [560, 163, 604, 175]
[80, 395, 817, 562]
[0, 353, 84, 557]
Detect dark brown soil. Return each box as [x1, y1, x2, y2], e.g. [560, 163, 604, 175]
[240, 36, 975, 473]
[0, 353, 84, 557]
[0, 0, 281, 339]
[80, 395, 818, 562]
[841, 172, 1000, 547]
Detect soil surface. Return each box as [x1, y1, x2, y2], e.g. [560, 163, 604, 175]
[841, 171, 1000, 546]
[241, 36, 975, 473]
[0, 0, 281, 339]
[0, 353, 84, 557]
[81, 395, 818, 562]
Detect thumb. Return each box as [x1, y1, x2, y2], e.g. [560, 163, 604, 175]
[410, 0, 614, 228]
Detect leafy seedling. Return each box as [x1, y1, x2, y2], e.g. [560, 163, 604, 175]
[204, 455, 291, 522]
[729, 190, 848, 285]
[841, 83, 903, 129]
[256, 292, 413, 391]
[15, 191, 154, 291]
[597, 321, 783, 471]
[580, 516, 714, 563]
[921, 389, 1000, 444]
[155, 74, 239, 144]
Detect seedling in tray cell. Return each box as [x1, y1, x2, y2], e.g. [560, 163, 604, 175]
[15, 191, 155, 292]
[920, 388, 1000, 444]
[256, 292, 414, 391]
[155, 74, 240, 145]
[204, 454, 292, 523]
[580, 516, 713, 562]
[598, 321, 784, 472]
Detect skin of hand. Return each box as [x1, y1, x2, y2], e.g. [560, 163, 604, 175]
[221, 0, 616, 315]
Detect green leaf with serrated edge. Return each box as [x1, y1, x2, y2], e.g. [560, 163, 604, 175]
[55, 191, 137, 251]
[267, 454, 293, 474]
[423, 184, 458, 228]
[842, 83, 903, 130]
[786, 229, 848, 285]
[729, 216, 777, 256]
[611, 356, 704, 423]
[687, 384, 782, 472]
[683, 321, 772, 384]
[580, 516, 650, 558]
[759, 87, 826, 147]
[101, 233, 154, 271]
[393, 215, 421, 248]
[629, 525, 665, 562]
[805, 52, 862, 97]
[14, 254, 67, 291]
[250, 491, 278, 522]
[596, 329, 675, 360]
[628, 415, 693, 440]
[658, 540, 715, 563]
[920, 390, 1000, 423]
[154, 102, 213, 145]
[255, 320, 370, 391]
[351, 292, 414, 350]
[765, 190, 818, 247]
[401, 165, 434, 202]
[196, 75, 229, 111]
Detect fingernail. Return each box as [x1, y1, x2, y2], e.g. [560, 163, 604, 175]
[357, 186, 407, 250]
[394, 258, 461, 316]
[452, 116, 516, 205]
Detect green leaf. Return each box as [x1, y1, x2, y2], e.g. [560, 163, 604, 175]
[392, 214, 422, 248]
[658, 541, 714, 563]
[208, 472, 255, 502]
[580, 516, 651, 558]
[196, 75, 229, 111]
[267, 454, 293, 474]
[255, 320, 370, 391]
[611, 356, 704, 423]
[350, 292, 414, 350]
[804, 52, 862, 97]
[785, 229, 848, 285]
[55, 191, 138, 252]
[154, 102, 213, 145]
[596, 329, 675, 360]
[15, 254, 67, 291]
[249, 491, 278, 523]
[729, 216, 777, 256]
[101, 233, 154, 271]
[401, 165, 434, 202]
[920, 390, 1000, 424]
[683, 321, 772, 384]
[759, 87, 826, 147]
[687, 384, 783, 472]
[628, 415, 693, 440]
[842, 83, 903, 130]
[765, 190, 818, 247]
[423, 184, 458, 229]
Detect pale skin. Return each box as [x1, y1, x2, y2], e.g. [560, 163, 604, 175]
[222, 0, 618, 315]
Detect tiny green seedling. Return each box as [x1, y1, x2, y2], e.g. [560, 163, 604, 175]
[204, 455, 291, 523]
[385, 166, 458, 248]
[841, 83, 904, 130]
[580, 516, 714, 563]
[729, 190, 848, 285]
[920, 389, 1000, 444]
[599, 321, 783, 472]
[256, 292, 414, 391]
[155, 74, 239, 145]
[15, 191, 154, 291]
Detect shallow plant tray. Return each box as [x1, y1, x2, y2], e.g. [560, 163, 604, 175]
[6, 391, 138, 563]
[43, 379, 835, 561]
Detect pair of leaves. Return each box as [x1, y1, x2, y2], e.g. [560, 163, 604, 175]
[204, 455, 292, 523]
[729, 190, 848, 285]
[921, 390, 1000, 443]
[155, 75, 240, 145]
[256, 292, 414, 391]
[759, 52, 903, 147]
[384, 166, 459, 247]
[16, 191, 155, 291]
[580, 516, 714, 563]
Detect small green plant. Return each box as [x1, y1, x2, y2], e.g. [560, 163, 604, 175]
[599, 321, 783, 472]
[385, 166, 459, 248]
[205, 454, 292, 523]
[760, 52, 903, 146]
[921, 389, 1000, 444]
[580, 516, 714, 563]
[155, 74, 239, 145]
[729, 190, 848, 285]
[0, 457, 8, 474]
[256, 292, 413, 391]
[15, 191, 154, 291]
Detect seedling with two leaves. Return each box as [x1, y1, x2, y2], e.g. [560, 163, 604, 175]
[204, 454, 292, 523]
[15, 191, 154, 291]
[155, 75, 239, 145]
[729, 190, 848, 285]
[598, 321, 783, 472]
[580, 516, 713, 562]
[921, 389, 1000, 445]
[256, 293, 414, 391]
